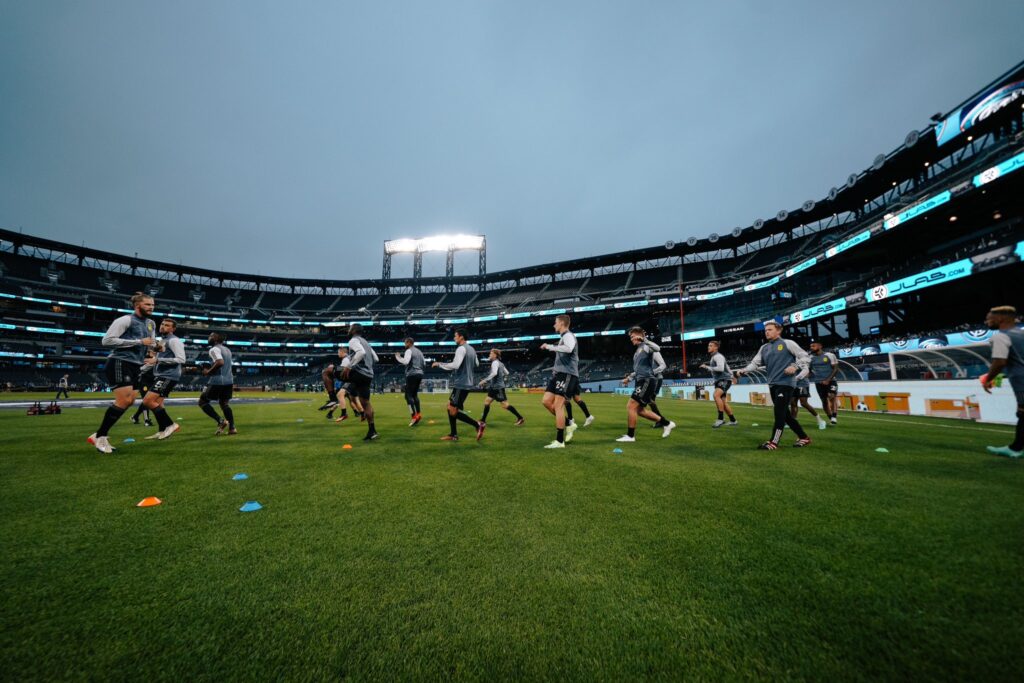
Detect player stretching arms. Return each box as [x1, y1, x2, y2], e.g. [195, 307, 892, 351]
[341, 324, 379, 441]
[616, 327, 675, 442]
[735, 321, 811, 450]
[432, 329, 483, 441]
[700, 340, 737, 427]
[540, 315, 579, 449]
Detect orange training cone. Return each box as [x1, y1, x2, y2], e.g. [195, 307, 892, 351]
[342, 444, 353, 450]
[136, 496, 162, 507]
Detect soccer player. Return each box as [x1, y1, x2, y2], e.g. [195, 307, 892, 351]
[639, 339, 670, 429]
[616, 327, 676, 442]
[735, 321, 811, 450]
[130, 350, 156, 427]
[790, 373, 827, 430]
[478, 348, 525, 426]
[197, 332, 237, 435]
[87, 292, 158, 454]
[340, 323, 379, 441]
[540, 314, 580, 449]
[699, 340, 737, 427]
[142, 318, 186, 440]
[321, 347, 356, 420]
[432, 328, 483, 441]
[396, 337, 425, 426]
[983, 305, 1024, 458]
[808, 339, 840, 425]
[55, 374, 70, 400]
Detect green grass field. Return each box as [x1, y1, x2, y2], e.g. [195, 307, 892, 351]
[1, 393, 1021, 680]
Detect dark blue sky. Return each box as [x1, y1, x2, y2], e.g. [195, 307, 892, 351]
[1, 1, 1021, 280]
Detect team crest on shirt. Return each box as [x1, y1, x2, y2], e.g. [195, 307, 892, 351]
[777, 344, 784, 351]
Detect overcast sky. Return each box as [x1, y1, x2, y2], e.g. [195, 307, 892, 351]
[1, 1, 1021, 281]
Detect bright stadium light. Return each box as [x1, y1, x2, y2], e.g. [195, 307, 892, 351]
[384, 234, 485, 254]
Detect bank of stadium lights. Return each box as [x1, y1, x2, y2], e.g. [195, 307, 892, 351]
[383, 234, 485, 254]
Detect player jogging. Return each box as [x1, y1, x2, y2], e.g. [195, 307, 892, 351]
[808, 339, 839, 425]
[478, 349, 525, 427]
[142, 318, 186, 440]
[322, 347, 362, 422]
[540, 315, 580, 449]
[87, 292, 158, 454]
[735, 321, 811, 450]
[340, 323, 380, 441]
[197, 332, 237, 435]
[983, 305, 1024, 458]
[432, 328, 484, 441]
[700, 340, 737, 427]
[130, 351, 156, 427]
[396, 337, 425, 426]
[616, 327, 675, 442]
[790, 372, 827, 430]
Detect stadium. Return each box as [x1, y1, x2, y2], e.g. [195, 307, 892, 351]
[2, 9, 1024, 681]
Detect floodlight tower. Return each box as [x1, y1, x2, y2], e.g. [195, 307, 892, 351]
[382, 235, 487, 286]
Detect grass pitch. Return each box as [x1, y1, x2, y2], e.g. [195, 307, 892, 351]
[1, 393, 1021, 680]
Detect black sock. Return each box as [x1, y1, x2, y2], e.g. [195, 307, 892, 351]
[221, 404, 234, 428]
[627, 427, 636, 437]
[656, 418, 669, 427]
[132, 403, 146, 420]
[508, 406, 523, 419]
[341, 408, 347, 416]
[729, 414, 737, 423]
[367, 421, 376, 435]
[481, 404, 491, 422]
[649, 403, 663, 418]
[153, 408, 172, 431]
[96, 405, 126, 437]
[565, 402, 574, 423]
[577, 401, 591, 418]
[414, 397, 421, 414]
[200, 402, 222, 423]
[556, 428, 564, 443]
[456, 411, 478, 428]
[448, 414, 458, 436]
[717, 411, 724, 420]
[1012, 415, 1024, 451]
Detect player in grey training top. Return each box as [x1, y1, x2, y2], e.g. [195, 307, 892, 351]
[342, 323, 380, 441]
[616, 327, 675, 442]
[478, 348, 525, 426]
[699, 340, 737, 427]
[735, 321, 811, 450]
[790, 362, 826, 431]
[540, 314, 580, 448]
[141, 318, 186, 439]
[433, 328, 484, 441]
[808, 339, 840, 425]
[983, 305, 1024, 458]
[88, 292, 158, 454]
[197, 331, 237, 435]
[396, 337, 426, 426]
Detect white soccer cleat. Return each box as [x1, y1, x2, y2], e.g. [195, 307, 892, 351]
[726, 421, 739, 427]
[544, 440, 566, 449]
[712, 419, 725, 428]
[144, 431, 162, 440]
[817, 419, 827, 430]
[94, 436, 115, 454]
[662, 421, 676, 438]
[584, 415, 595, 427]
[564, 422, 578, 443]
[830, 417, 837, 425]
[615, 435, 636, 442]
[158, 423, 180, 440]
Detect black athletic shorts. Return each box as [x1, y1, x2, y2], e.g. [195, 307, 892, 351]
[713, 379, 732, 394]
[105, 358, 142, 390]
[149, 378, 178, 398]
[405, 375, 423, 395]
[814, 380, 838, 403]
[794, 385, 811, 399]
[545, 372, 580, 398]
[346, 372, 372, 401]
[449, 388, 470, 409]
[630, 377, 659, 407]
[653, 378, 664, 395]
[486, 387, 507, 403]
[201, 384, 234, 403]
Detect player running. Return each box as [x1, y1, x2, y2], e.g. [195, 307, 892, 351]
[983, 305, 1024, 458]
[790, 373, 827, 430]
[540, 315, 580, 449]
[808, 339, 839, 425]
[340, 323, 379, 441]
[321, 347, 362, 422]
[616, 327, 675, 442]
[700, 340, 737, 427]
[396, 337, 426, 426]
[432, 328, 484, 441]
[130, 350, 156, 427]
[87, 292, 158, 453]
[197, 332, 237, 435]
[478, 349, 525, 427]
[735, 321, 811, 450]
[142, 318, 186, 440]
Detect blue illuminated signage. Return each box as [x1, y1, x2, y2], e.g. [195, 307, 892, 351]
[785, 257, 817, 278]
[682, 328, 715, 341]
[696, 289, 734, 301]
[974, 150, 1024, 187]
[743, 277, 779, 292]
[790, 297, 846, 324]
[865, 258, 972, 302]
[825, 230, 871, 258]
[883, 190, 950, 229]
